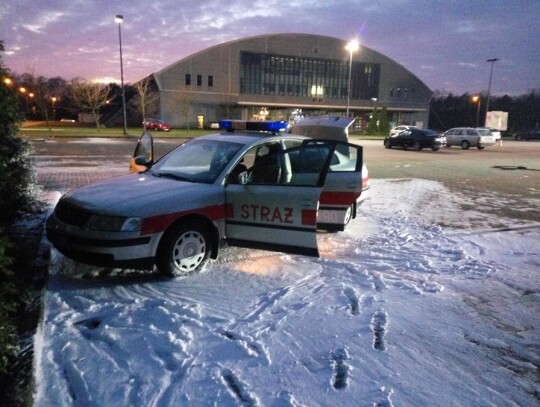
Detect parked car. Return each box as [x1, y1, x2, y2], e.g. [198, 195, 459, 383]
[143, 118, 171, 132]
[389, 125, 418, 137]
[383, 129, 446, 151]
[442, 127, 496, 149]
[478, 127, 502, 142]
[514, 128, 540, 141]
[47, 119, 370, 277]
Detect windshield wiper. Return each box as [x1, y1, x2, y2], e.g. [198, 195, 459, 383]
[152, 171, 192, 182]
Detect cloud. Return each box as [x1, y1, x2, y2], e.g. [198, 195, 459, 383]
[20, 11, 66, 34]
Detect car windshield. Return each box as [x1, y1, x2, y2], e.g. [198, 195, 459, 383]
[151, 139, 243, 184]
[478, 129, 493, 136]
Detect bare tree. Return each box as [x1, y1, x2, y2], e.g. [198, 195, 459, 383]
[16, 72, 68, 130]
[133, 76, 159, 121]
[70, 79, 111, 130]
[172, 91, 195, 131]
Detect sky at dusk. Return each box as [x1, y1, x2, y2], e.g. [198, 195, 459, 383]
[1, 0, 539, 96]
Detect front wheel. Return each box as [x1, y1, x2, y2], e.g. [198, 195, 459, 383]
[384, 139, 391, 149]
[412, 141, 422, 151]
[156, 221, 211, 277]
[432, 147, 440, 151]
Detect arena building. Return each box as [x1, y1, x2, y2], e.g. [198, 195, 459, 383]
[146, 33, 432, 130]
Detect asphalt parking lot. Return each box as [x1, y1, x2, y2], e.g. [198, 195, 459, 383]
[29, 136, 540, 223]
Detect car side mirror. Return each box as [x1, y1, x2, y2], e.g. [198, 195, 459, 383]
[134, 155, 152, 167]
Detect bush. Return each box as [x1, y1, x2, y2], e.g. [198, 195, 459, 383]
[0, 40, 43, 379]
[0, 236, 18, 375]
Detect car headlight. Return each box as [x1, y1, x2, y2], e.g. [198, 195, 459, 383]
[88, 215, 142, 232]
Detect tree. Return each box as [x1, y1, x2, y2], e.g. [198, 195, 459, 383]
[70, 79, 111, 130]
[0, 40, 41, 377]
[133, 76, 159, 121]
[379, 106, 390, 134]
[368, 106, 380, 134]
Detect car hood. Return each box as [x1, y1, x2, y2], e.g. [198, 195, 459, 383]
[61, 173, 217, 216]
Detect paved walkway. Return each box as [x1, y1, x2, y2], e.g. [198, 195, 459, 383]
[36, 167, 127, 191]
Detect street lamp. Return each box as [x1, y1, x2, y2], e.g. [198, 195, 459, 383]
[345, 39, 360, 117]
[485, 58, 499, 125]
[472, 95, 481, 127]
[115, 14, 128, 135]
[51, 97, 57, 120]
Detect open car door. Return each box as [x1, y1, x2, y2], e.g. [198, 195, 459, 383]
[129, 131, 154, 173]
[224, 140, 361, 257]
[318, 143, 364, 231]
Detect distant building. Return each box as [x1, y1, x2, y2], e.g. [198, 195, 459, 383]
[146, 33, 432, 130]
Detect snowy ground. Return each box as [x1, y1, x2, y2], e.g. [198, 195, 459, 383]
[33, 179, 539, 406]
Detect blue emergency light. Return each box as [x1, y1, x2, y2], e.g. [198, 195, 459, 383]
[219, 120, 288, 133]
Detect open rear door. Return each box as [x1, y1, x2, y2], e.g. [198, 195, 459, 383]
[224, 141, 339, 257]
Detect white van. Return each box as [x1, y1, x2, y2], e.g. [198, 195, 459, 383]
[442, 127, 496, 149]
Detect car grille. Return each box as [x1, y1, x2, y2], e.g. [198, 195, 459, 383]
[55, 200, 92, 228]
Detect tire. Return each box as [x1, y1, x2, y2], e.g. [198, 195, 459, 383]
[412, 141, 421, 151]
[343, 205, 353, 226]
[432, 147, 439, 151]
[384, 139, 391, 149]
[156, 221, 211, 277]
[477, 145, 485, 150]
[515, 135, 522, 141]
[460, 140, 470, 150]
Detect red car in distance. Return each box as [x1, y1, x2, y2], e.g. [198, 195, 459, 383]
[143, 118, 171, 132]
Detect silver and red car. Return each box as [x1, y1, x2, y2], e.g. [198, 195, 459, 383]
[46, 117, 370, 277]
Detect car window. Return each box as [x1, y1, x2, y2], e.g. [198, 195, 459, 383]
[329, 145, 359, 172]
[466, 129, 476, 136]
[478, 129, 492, 136]
[152, 139, 243, 183]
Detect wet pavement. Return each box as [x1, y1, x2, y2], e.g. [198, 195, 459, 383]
[30, 137, 182, 191]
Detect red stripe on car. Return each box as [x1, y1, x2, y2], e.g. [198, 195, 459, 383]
[141, 204, 228, 235]
[301, 209, 317, 226]
[320, 191, 361, 206]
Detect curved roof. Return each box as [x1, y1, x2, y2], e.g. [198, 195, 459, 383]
[156, 33, 429, 90]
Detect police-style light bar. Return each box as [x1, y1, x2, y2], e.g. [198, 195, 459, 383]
[219, 120, 288, 133]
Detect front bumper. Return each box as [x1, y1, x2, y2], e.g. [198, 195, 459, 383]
[46, 217, 159, 269]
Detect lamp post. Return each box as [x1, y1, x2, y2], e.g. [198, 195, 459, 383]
[485, 58, 499, 125]
[51, 97, 57, 120]
[115, 14, 128, 135]
[472, 95, 481, 127]
[345, 39, 360, 117]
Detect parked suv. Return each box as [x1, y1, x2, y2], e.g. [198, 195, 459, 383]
[442, 127, 496, 149]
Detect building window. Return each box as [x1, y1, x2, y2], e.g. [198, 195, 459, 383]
[197, 75, 202, 86]
[239, 51, 380, 100]
[208, 75, 213, 87]
[185, 74, 191, 86]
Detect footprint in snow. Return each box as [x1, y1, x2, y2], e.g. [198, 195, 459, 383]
[331, 347, 350, 390]
[371, 309, 388, 351]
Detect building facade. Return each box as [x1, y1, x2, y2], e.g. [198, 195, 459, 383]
[151, 33, 432, 130]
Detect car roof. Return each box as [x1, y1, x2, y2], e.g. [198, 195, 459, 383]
[196, 131, 309, 146]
